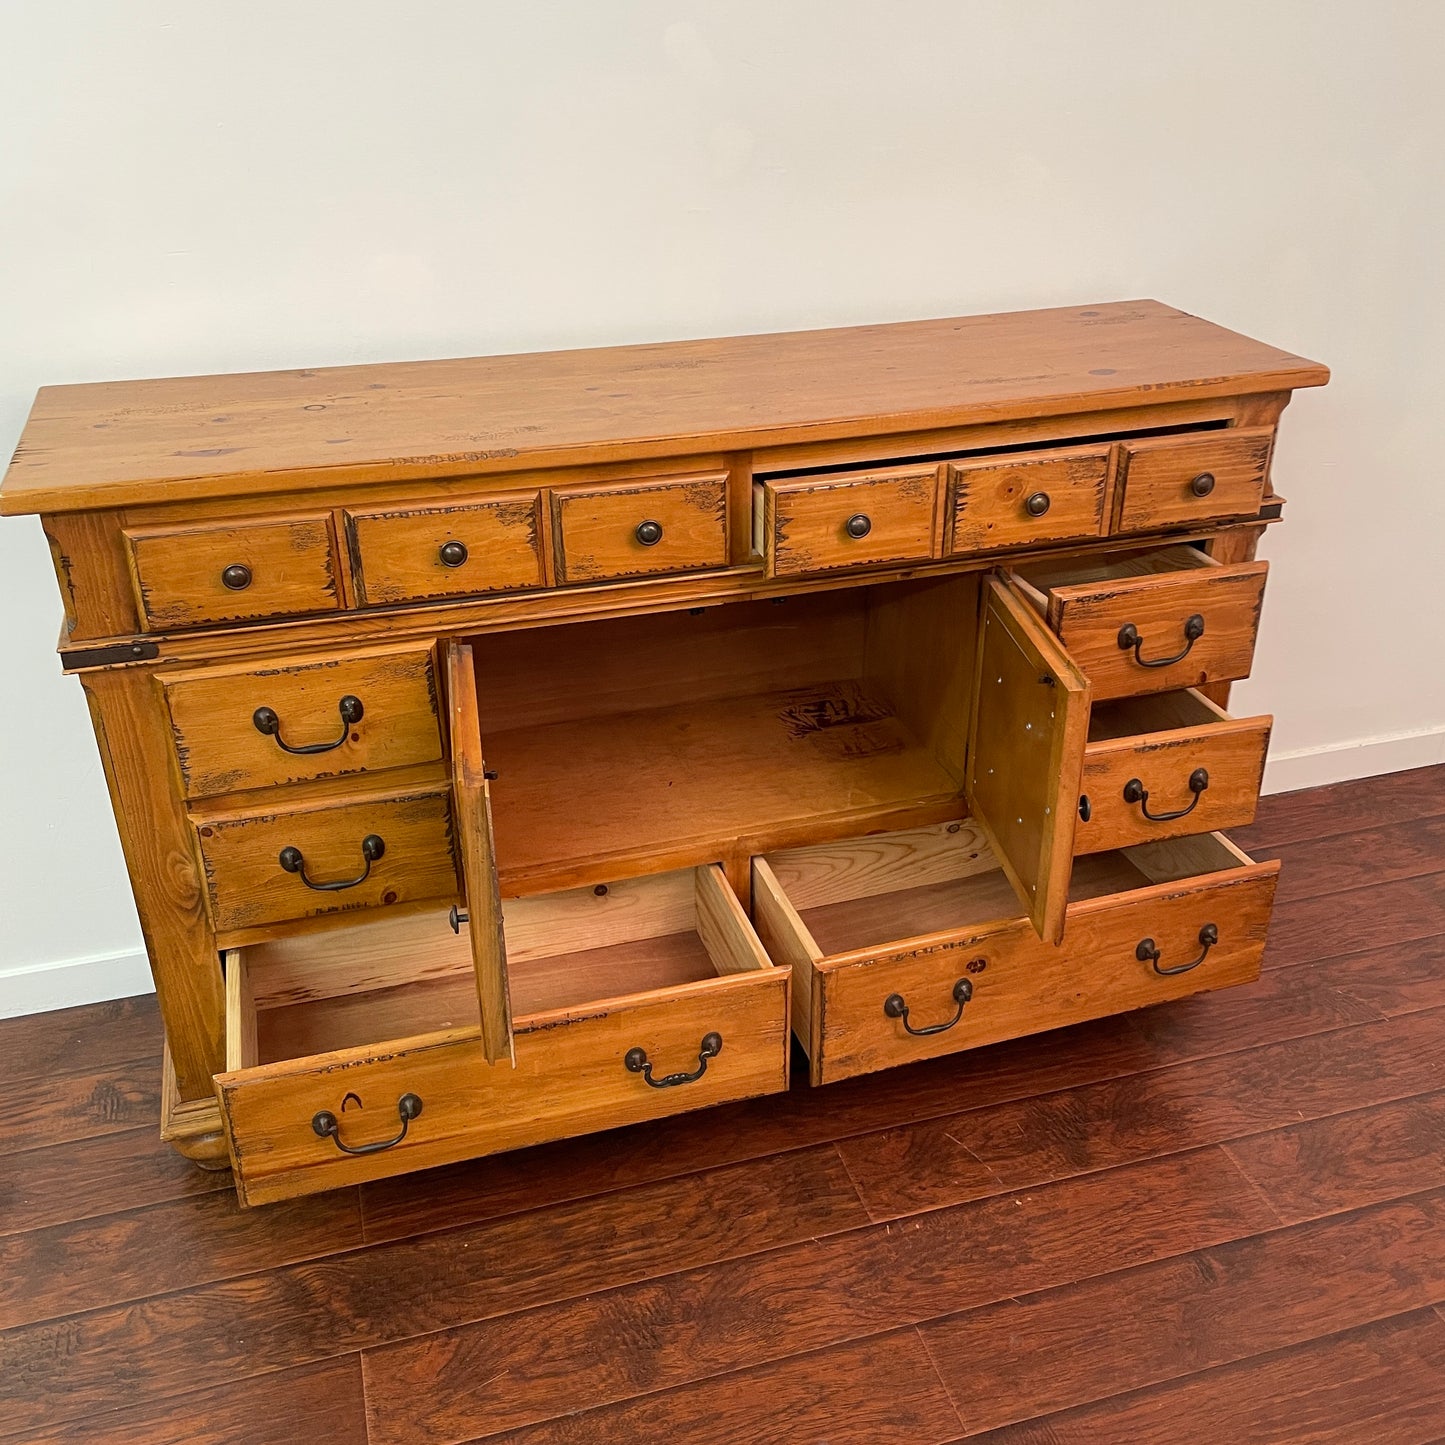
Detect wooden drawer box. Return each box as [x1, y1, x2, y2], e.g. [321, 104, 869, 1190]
[215, 865, 788, 1204]
[754, 823, 1277, 1084]
[945, 443, 1110, 555]
[758, 463, 940, 577]
[345, 492, 545, 604]
[1011, 544, 1268, 700]
[124, 513, 342, 630]
[1116, 426, 1274, 533]
[160, 643, 442, 798]
[195, 782, 456, 934]
[1077, 688, 1271, 853]
[550, 472, 729, 584]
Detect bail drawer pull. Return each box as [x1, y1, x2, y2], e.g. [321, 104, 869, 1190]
[253, 695, 363, 755]
[625, 1033, 722, 1087]
[1122, 767, 1210, 822]
[312, 1093, 421, 1155]
[279, 833, 385, 891]
[1118, 614, 1205, 668]
[883, 976, 975, 1036]
[1137, 923, 1219, 976]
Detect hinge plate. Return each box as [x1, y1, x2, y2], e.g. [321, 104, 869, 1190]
[60, 639, 161, 671]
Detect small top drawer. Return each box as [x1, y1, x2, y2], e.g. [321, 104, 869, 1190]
[160, 643, 443, 798]
[345, 492, 545, 605]
[551, 472, 728, 584]
[124, 514, 342, 630]
[759, 464, 940, 578]
[945, 443, 1110, 556]
[1116, 426, 1273, 533]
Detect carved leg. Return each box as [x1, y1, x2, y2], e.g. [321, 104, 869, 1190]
[161, 1044, 233, 1171]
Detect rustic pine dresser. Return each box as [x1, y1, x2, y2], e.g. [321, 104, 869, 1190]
[1, 302, 1328, 1205]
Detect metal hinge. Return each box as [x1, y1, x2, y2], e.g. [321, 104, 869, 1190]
[60, 639, 160, 670]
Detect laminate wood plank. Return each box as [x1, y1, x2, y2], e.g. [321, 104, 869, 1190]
[835, 1008, 1445, 1221]
[0, 1126, 230, 1237]
[0, 1187, 362, 1330]
[1, 301, 1326, 514]
[0, 994, 160, 1089]
[0, 1059, 161, 1157]
[1225, 1091, 1445, 1225]
[1260, 814, 1445, 906]
[0, 1145, 865, 1439]
[1264, 874, 1445, 971]
[360, 1147, 1274, 1445]
[359, 955, 1377, 1245]
[963, 1308, 1445, 1444]
[921, 1189, 1445, 1436]
[1236, 764, 1445, 850]
[15, 1355, 368, 1445]
[1313, 933, 1445, 1018]
[470, 1327, 962, 1445]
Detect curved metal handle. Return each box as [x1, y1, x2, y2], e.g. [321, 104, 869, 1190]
[279, 833, 385, 891]
[1117, 614, 1205, 668]
[635, 519, 664, 546]
[221, 563, 252, 591]
[312, 1093, 422, 1155]
[883, 976, 974, 1036]
[845, 513, 872, 539]
[625, 1032, 721, 1087]
[253, 695, 363, 755]
[1137, 923, 1219, 977]
[1025, 491, 1051, 517]
[1122, 767, 1210, 822]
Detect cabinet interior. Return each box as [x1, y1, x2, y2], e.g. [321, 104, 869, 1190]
[1087, 687, 1230, 742]
[466, 574, 983, 893]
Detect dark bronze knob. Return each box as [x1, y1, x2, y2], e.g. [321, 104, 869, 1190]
[1024, 491, 1051, 517]
[438, 540, 468, 568]
[845, 513, 872, 539]
[1190, 472, 1216, 498]
[221, 564, 252, 591]
[635, 519, 664, 546]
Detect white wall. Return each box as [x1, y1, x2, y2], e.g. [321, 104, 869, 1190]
[3, 0, 1442, 1015]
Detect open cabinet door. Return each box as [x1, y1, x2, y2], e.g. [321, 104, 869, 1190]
[967, 575, 1091, 944]
[444, 640, 515, 1065]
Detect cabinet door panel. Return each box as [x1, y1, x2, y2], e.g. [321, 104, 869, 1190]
[966, 576, 1089, 942]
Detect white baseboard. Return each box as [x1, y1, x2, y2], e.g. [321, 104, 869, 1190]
[0, 947, 154, 1021]
[3, 727, 1443, 1019]
[1263, 724, 1445, 795]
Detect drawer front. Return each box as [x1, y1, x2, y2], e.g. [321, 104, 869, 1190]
[946, 446, 1109, 555]
[1078, 704, 1271, 854]
[810, 860, 1276, 1083]
[1117, 427, 1273, 533]
[125, 514, 342, 630]
[345, 493, 545, 604]
[1048, 562, 1268, 700]
[197, 787, 456, 933]
[551, 472, 728, 584]
[161, 644, 443, 799]
[217, 968, 789, 1204]
[762, 465, 939, 577]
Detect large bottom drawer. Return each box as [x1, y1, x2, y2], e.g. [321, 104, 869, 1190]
[754, 822, 1277, 1084]
[216, 864, 788, 1205]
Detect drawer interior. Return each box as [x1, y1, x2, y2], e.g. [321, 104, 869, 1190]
[227, 864, 770, 1067]
[463, 576, 981, 891]
[760, 823, 1255, 960]
[1087, 687, 1231, 742]
[1013, 542, 1216, 603]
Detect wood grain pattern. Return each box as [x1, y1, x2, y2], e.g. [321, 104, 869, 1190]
[41, 508, 141, 639]
[123, 513, 341, 629]
[550, 472, 728, 583]
[160, 642, 442, 797]
[1237, 764, 1445, 850]
[0, 301, 1327, 515]
[346, 491, 545, 604]
[1116, 424, 1274, 532]
[946, 443, 1109, 554]
[0, 994, 160, 1089]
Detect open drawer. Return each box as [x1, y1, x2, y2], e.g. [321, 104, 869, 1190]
[215, 864, 789, 1204]
[1009, 544, 1268, 700]
[754, 823, 1277, 1084]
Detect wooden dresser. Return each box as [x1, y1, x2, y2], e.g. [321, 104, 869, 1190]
[0, 301, 1328, 1205]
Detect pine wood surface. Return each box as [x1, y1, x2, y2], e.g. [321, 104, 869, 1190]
[0, 301, 1328, 515]
[0, 765, 1437, 1440]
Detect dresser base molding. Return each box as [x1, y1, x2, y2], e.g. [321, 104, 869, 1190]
[1, 303, 1328, 1201]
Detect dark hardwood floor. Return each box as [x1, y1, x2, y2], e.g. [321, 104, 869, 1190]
[3, 765, 1444, 1443]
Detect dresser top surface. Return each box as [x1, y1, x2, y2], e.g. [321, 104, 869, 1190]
[1, 299, 1327, 515]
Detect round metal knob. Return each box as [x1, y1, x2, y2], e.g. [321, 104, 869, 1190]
[635, 520, 664, 547]
[845, 513, 872, 539]
[1190, 472, 1216, 498]
[220, 564, 252, 591]
[438, 540, 468, 568]
[1024, 491, 1051, 517]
